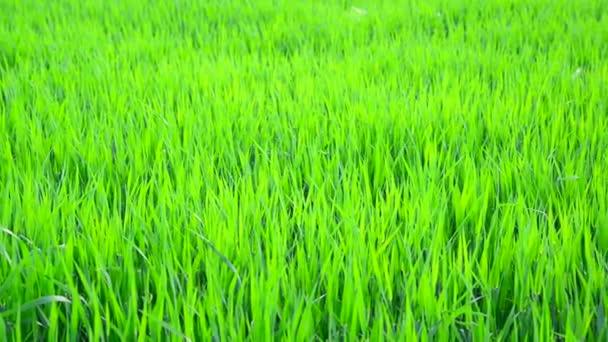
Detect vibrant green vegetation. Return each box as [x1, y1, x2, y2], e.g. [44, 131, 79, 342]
[1, 0, 607, 340]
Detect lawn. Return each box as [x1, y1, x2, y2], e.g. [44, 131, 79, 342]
[1, 0, 607, 340]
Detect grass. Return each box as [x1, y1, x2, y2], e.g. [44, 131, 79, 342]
[1, 0, 607, 340]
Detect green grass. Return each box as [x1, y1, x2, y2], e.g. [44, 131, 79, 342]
[1, 0, 607, 340]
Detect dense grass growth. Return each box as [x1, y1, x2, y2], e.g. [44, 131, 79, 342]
[1, 0, 607, 340]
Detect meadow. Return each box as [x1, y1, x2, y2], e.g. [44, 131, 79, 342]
[1, 0, 607, 340]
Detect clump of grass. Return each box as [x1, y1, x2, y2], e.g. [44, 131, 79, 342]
[1, 0, 607, 340]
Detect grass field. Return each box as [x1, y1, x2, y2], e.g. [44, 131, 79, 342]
[1, 0, 608, 340]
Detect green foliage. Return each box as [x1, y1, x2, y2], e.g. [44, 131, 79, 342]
[1, 0, 607, 340]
